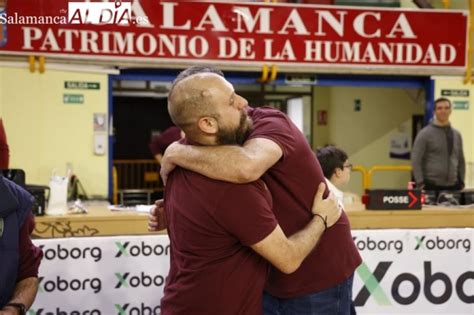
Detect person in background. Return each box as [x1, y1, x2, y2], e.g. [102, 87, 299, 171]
[158, 68, 341, 314]
[156, 66, 361, 315]
[0, 118, 9, 169]
[149, 126, 184, 164]
[317, 146, 352, 204]
[412, 97, 465, 192]
[0, 175, 43, 315]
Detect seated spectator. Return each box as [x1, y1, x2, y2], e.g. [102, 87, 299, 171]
[316, 146, 352, 203]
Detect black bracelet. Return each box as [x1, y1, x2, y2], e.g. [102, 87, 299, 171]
[313, 213, 328, 231]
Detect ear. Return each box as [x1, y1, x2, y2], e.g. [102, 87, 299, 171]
[197, 116, 218, 135]
[334, 167, 343, 178]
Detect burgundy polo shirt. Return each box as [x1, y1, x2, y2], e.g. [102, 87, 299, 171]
[248, 106, 362, 298]
[161, 167, 278, 314]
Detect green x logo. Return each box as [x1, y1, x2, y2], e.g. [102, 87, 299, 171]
[415, 236, 425, 250]
[355, 262, 392, 306]
[115, 304, 128, 315]
[115, 273, 129, 288]
[115, 242, 129, 257]
[38, 277, 44, 293]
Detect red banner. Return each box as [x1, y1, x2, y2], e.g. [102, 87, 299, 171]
[0, 1, 468, 71]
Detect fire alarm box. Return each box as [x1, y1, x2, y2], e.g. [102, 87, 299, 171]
[317, 110, 327, 125]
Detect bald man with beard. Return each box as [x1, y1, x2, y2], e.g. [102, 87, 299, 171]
[159, 70, 341, 315]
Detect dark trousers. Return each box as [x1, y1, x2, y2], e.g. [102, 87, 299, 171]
[423, 181, 463, 205]
[263, 275, 356, 315]
[423, 181, 463, 192]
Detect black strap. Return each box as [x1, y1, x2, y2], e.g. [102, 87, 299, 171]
[313, 213, 327, 231]
[445, 126, 454, 156]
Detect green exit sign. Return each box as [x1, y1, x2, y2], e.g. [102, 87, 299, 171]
[453, 101, 469, 110]
[63, 94, 84, 104]
[65, 81, 100, 90]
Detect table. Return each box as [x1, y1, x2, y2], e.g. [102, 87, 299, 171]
[33, 202, 474, 238]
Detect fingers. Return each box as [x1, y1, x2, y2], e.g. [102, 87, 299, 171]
[148, 200, 168, 231]
[155, 198, 164, 208]
[314, 182, 326, 202]
[149, 205, 157, 215]
[327, 191, 336, 200]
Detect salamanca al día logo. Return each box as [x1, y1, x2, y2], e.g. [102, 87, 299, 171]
[67, 1, 148, 25]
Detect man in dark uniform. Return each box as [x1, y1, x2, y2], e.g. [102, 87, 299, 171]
[0, 175, 43, 315]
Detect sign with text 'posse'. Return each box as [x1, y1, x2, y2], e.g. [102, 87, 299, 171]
[0, 1, 468, 72]
[31, 230, 473, 315]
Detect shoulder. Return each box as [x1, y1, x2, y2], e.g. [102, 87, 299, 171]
[451, 127, 463, 137]
[247, 107, 299, 155]
[219, 179, 270, 201]
[248, 106, 290, 126]
[0, 177, 33, 225]
[420, 124, 436, 134]
[415, 125, 435, 140]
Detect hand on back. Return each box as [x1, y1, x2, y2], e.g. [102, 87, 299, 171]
[311, 183, 342, 228]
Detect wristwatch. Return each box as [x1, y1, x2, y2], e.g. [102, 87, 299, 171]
[4, 303, 26, 315]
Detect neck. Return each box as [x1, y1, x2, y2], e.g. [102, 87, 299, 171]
[193, 134, 217, 146]
[433, 119, 450, 127]
[329, 176, 343, 190]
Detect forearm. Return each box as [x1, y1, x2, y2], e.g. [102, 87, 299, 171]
[251, 217, 325, 275]
[171, 145, 259, 183]
[285, 216, 326, 272]
[7, 277, 39, 310]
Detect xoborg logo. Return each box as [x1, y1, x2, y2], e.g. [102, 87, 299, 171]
[115, 241, 170, 257]
[353, 236, 403, 254]
[39, 276, 102, 294]
[115, 303, 160, 315]
[40, 244, 102, 262]
[28, 307, 100, 315]
[115, 272, 165, 289]
[415, 236, 471, 252]
[355, 261, 474, 306]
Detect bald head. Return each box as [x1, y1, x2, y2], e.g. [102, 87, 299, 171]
[168, 73, 230, 139]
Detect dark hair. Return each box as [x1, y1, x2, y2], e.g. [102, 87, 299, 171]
[316, 146, 348, 179]
[175, 65, 224, 82]
[169, 65, 224, 97]
[434, 97, 452, 109]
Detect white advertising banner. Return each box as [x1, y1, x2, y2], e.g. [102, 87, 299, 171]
[32, 235, 170, 315]
[31, 229, 473, 315]
[352, 229, 473, 315]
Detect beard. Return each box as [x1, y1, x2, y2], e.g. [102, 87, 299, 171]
[216, 111, 252, 146]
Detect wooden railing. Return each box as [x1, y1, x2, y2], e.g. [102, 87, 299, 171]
[112, 159, 162, 205]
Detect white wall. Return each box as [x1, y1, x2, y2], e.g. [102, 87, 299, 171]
[314, 86, 424, 194]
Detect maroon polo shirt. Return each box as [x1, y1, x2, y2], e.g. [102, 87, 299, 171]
[248, 106, 362, 298]
[18, 214, 43, 281]
[0, 119, 9, 169]
[149, 126, 182, 156]
[161, 167, 278, 315]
